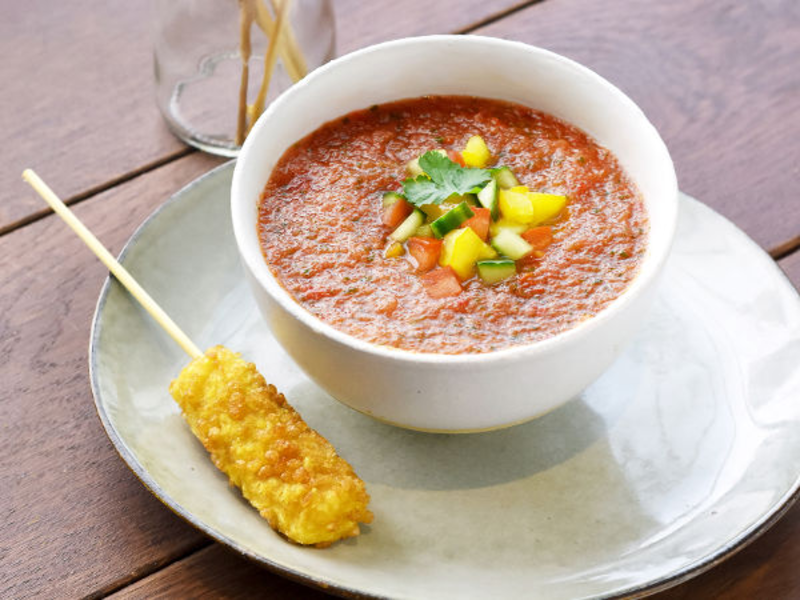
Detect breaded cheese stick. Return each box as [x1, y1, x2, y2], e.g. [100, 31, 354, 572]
[169, 345, 372, 547]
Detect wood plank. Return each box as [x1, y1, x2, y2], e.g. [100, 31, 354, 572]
[104, 501, 800, 599]
[656, 500, 800, 599]
[0, 153, 224, 600]
[108, 545, 329, 600]
[476, 0, 800, 255]
[0, 0, 188, 233]
[0, 0, 535, 235]
[334, 0, 538, 54]
[780, 249, 800, 289]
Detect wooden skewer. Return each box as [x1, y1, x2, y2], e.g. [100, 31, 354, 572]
[236, 0, 256, 146]
[254, 0, 308, 83]
[246, 0, 292, 135]
[21, 169, 203, 360]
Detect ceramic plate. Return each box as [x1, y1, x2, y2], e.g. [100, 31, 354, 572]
[90, 162, 800, 599]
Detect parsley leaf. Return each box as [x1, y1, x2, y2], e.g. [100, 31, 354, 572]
[402, 151, 491, 206]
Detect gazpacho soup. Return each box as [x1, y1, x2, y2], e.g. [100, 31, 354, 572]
[258, 96, 648, 354]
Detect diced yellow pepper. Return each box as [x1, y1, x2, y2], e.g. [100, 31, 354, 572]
[385, 241, 405, 258]
[529, 193, 568, 225]
[439, 227, 485, 279]
[499, 189, 534, 223]
[420, 203, 445, 221]
[461, 135, 492, 168]
[510, 185, 530, 194]
[478, 242, 498, 260]
[406, 157, 424, 177]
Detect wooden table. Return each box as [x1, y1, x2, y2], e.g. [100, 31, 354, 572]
[2, 1, 798, 598]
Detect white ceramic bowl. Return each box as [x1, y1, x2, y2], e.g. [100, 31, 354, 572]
[231, 35, 678, 432]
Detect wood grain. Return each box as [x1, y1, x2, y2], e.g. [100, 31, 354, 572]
[101, 492, 800, 600]
[780, 248, 800, 288]
[0, 0, 535, 235]
[477, 0, 800, 255]
[0, 0, 188, 234]
[334, 0, 538, 54]
[3, 0, 800, 597]
[108, 545, 329, 600]
[0, 153, 223, 600]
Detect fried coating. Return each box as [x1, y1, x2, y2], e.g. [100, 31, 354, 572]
[169, 345, 372, 547]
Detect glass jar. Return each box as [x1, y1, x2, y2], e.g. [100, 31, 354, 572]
[153, 0, 335, 157]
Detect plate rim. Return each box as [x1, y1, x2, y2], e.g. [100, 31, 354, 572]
[88, 161, 800, 599]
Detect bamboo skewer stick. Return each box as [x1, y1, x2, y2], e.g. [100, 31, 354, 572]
[21, 169, 203, 360]
[235, 0, 256, 146]
[254, 0, 308, 83]
[246, 0, 292, 136]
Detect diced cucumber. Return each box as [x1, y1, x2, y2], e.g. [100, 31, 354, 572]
[391, 209, 425, 242]
[492, 166, 520, 190]
[477, 178, 499, 220]
[383, 191, 406, 208]
[491, 229, 533, 260]
[490, 218, 527, 238]
[430, 201, 474, 238]
[477, 259, 517, 284]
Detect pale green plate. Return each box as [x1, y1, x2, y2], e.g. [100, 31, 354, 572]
[90, 162, 800, 599]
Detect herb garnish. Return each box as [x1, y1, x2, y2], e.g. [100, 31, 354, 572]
[401, 151, 491, 206]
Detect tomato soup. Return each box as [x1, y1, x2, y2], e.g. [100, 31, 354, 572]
[258, 96, 648, 354]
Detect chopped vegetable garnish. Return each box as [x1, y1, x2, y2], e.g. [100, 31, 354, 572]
[439, 226, 488, 280]
[490, 217, 527, 238]
[477, 259, 517, 284]
[477, 178, 499, 220]
[528, 193, 568, 225]
[462, 135, 492, 168]
[491, 166, 520, 190]
[491, 229, 533, 260]
[408, 236, 442, 273]
[381, 136, 569, 293]
[385, 241, 405, 258]
[446, 149, 467, 167]
[382, 191, 405, 208]
[462, 207, 491, 241]
[421, 266, 462, 298]
[499, 187, 534, 223]
[430, 201, 474, 238]
[391, 209, 425, 242]
[521, 226, 554, 251]
[382, 196, 413, 228]
[402, 151, 491, 207]
[406, 157, 424, 178]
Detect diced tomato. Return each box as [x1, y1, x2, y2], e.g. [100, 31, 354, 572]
[447, 149, 466, 167]
[421, 266, 462, 298]
[461, 207, 491, 241]
[382, 197, 413, 228]
[408, 236, 442, 273]
[518, 226, 554, 269]
[521, 226, 553, 251]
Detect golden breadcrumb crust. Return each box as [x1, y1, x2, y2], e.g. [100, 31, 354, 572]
[169, 346, 372, 547]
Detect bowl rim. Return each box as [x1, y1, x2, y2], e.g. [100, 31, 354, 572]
[231, 34, 678, 366]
